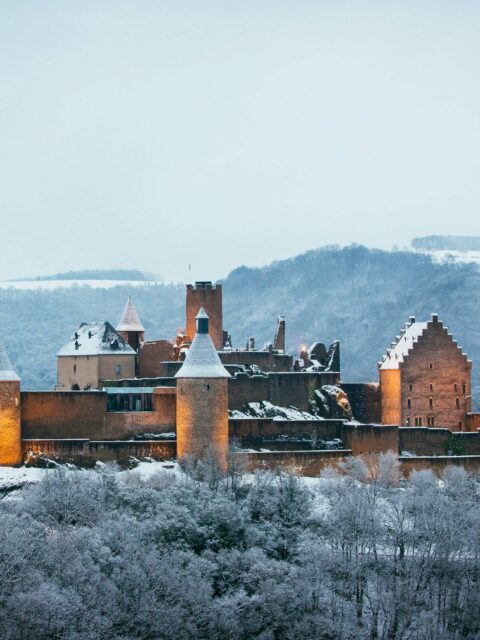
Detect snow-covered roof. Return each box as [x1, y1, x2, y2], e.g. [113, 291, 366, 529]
[116, 297, 145, 332]
[57, 322, 136, 357]
[0, 344, 20, 381]
[176, 307, 230, 379]
[379, 321, 428, 370]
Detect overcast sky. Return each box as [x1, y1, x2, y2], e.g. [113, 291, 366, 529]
[0, 1, 479, 282]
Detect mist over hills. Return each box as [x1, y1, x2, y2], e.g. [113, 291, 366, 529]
[1, 245, 479, 405]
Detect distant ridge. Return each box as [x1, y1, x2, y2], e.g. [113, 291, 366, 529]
[10, 269, 161, 282]
[412, 235, 480, 251]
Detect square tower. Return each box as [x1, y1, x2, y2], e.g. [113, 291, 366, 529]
[186, 282, 223, 350]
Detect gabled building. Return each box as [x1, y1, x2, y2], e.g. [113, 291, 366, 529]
[56, 321, 136, 390]
[379, 314, 472, 430]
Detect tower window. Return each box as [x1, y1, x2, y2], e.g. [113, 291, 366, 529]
[463, 384, 466, 394]
[429, 384, 433, 392]
[409, 384, 413, 391]
[405, 417, 410, 426]
[429, 398, 433, 409]
[206, 384, 210, 391]
[415, 417, 423, 426]
[454, 384, 458, 392]
[407, 398, 412, 408]
[429, 363, 433, 369]
[456, 397, 460, 409]
[116, 364, 122, 375]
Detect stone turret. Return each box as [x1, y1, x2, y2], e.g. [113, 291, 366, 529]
[0, 344, 21, 466]
[116, 297, 145, 351]
[175, 307, 230, 470]
[273, 316, 286, 353]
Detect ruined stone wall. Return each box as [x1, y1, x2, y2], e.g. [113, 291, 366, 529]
[234, 449, 349, 477]
[219, 350, 293, 372]
[400, 318, 471, 430]
[399, 455, 480, 476]
[341, 423, 399, 456]
[186, 283, 223, 349]
[138, 340, 175, 378]
[22, 439, 176, 466]
[228, 371, 339, 411]
[0, 380, 21, 465]
[341, 383, 381, 423]
[176, 378, 229, 468]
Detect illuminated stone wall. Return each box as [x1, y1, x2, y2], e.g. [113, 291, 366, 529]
[186, 283, 224, 349]
[0, 380, 21, 466]
[176, 377, 228, 469]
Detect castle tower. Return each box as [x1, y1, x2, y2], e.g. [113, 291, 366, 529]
[175, 307, 230, 470]
[0, 344, 21, 466]
[116, 297, 145, 351]
[186, 282, 223, 350]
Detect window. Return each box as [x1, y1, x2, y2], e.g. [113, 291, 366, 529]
[429, 398, 433, 409]
[409, 384, 413, 391]
[73, 364, 77, 373]
[427, 416, 435, 426]
[405, 417, 410, 426]
[456, 397, 460, 409]
[459, 421, 462, 428]
[107, 393, 153, 412]
[415, 417, 423, 426]
[407, 398, 412, 408]
[430, 383, 433, 391]
[429, 363, 433, 369]
[454, 383, 458, 392]
[206, 384, 210, 391]
[115, 364, 122, 375]
[463, 383, 466, 394]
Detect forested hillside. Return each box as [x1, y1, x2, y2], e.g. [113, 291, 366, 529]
[1, 246, 479, 404]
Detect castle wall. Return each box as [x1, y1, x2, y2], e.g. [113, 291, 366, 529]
[21, 389, 175, 440]
[400, 319, 471, 430]
[22, 439, 176, 466]
[0, 380, 21, 466]
[466, 413, 480, 432]
[341, 383, 381, 423]
[341, 423, 399, 456]
[57, 354, 135, 390]
[234, 449, 349, 476]
[399, 455, 480, 476]
[399, 426, 480, 456]
[176, 377, 229, 468]
[138, 341, 175, 378]
[219, 350, 293, 372]
[186, 283, 223, 350]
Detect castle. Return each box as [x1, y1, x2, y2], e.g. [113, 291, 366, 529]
[1, 280, 480, 475]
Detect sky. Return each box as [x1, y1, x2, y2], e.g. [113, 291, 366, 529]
[0, 1, 479, 283]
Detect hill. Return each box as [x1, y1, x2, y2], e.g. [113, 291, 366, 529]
[1, 246, 479, 405]
[412, 235, 480, 252]
[10, 269, 160, 282]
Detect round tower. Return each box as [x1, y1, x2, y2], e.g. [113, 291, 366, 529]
[0, 344, 21, 466]
[175, 307, 230, 470]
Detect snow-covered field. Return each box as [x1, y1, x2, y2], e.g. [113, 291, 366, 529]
[416, 249, 480, 267]
[0, 279, 162, 290]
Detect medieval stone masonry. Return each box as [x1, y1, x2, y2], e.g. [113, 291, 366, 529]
[1, 280, 480, 474]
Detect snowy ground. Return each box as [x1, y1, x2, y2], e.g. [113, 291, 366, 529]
[0, 279, 161, 290]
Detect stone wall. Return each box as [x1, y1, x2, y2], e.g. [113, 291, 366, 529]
[138, 340, 175, 378]
[21, 389, 176, 440]
[229, 371, 340, 412]
[0, 380, 21, 466]
[219, 350, 293, 372]
[22, 439, 176, 466]
[341, 382, 381, 423]
[399, 455, 480, 476]
[399, 427, 480, 456]
[234, 449, 350, 477]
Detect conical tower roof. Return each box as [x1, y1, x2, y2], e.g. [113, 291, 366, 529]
[116, 297, 145, 332]
[0, 343, 20, 381]
[176, 307, 230, 379]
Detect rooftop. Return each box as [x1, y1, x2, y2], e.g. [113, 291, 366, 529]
[57, 322, 136, 357]
[379, 319, 428, 370]
[116, 297, 145, 332]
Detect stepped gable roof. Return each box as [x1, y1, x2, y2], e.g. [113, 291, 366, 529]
[57, 321, 136, 357]
[379, 314, 471, 370]
[0, 344, 20, 381]
[176, 308, 230, 379]
[116, 297, 144, 332]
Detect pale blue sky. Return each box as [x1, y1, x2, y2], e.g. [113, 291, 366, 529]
[0, 1, 479, 282]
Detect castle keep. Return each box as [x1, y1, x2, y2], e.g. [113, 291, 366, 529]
[1, 280, 480, 474]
